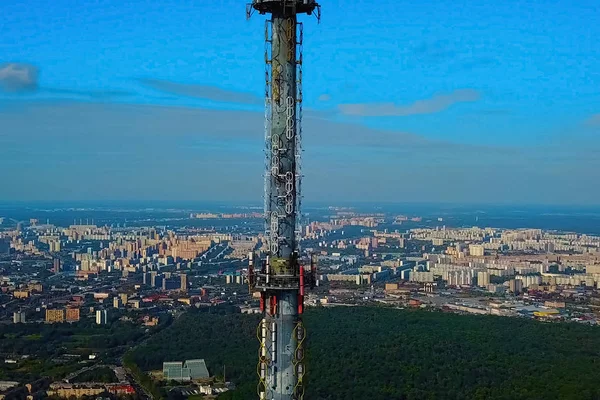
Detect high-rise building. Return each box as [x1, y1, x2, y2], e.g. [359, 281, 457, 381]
[432, 238, 445, 246]
[469, 244, 485, 257]
[46, 309, 65, 323]
[49, 240, 61, 252]
[371, 237, 379, 249]
[113, 297, 122, 309]
[477, 271, 490, 288]
[150, 271, 159, 287]
[95, 309, 108, 325]
[13, 311, 26, 324]
[509, 279, 523, 294]
[53, 258, 61, 273]
[180, 273, 187, 291]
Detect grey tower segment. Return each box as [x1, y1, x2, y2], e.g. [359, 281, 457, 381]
[246, 1, 320, 400]
[269, 7, 298, 260]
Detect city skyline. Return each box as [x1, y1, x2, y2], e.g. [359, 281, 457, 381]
[3, 198, 600, 398]
[2, 0, 600, 204]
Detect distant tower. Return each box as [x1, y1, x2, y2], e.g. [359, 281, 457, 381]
[246, 2, 320, 400]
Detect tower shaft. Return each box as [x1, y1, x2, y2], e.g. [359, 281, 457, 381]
[248, 2, 319, 399]
[263, 10, 302, 400]
[268, 6, 298, 262]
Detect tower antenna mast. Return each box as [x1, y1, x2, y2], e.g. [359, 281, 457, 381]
[246, 1, 320, 399]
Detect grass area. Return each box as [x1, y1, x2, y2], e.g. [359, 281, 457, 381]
[24, 333, 42, 340]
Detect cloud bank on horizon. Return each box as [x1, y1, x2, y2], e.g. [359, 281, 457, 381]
[587, 114, 600, 126]
[338, 89, 481, 117]
[140, 78, 262, 105]
[0, 100, 597, 204]
[0, 62, 133, 99]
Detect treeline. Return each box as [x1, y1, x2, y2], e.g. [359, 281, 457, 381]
[71, 366, 118, 383]
[0, 317, 144, 358]
[129, 307, 600, 400]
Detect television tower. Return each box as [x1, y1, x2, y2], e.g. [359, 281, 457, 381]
[246, 1, 320, 399]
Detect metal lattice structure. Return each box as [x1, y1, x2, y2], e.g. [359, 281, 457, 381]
[246, 1, 320, 399]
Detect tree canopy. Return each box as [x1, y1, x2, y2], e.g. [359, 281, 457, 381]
[129, 306, 600, 400]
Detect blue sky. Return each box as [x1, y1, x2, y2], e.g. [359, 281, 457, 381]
[1, 0, 599, 204]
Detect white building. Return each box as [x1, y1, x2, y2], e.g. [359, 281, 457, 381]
[477, 271, 490, 288]
[410, 271, 434, 283]
[95, 309, 108, 325]
[469, 244, 485, 257]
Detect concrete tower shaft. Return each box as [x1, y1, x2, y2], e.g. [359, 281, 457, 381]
[246, 2, 320, 400]
[268, 8, 298, 260]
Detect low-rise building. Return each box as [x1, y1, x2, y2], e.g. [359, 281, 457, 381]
[162, 359, 210, 382]
[46, 309, 65, 323]
[65, 308, 80, 322]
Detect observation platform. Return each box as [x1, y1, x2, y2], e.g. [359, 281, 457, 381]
[251, 0, 319, 15]
[254, 273, 300, 291]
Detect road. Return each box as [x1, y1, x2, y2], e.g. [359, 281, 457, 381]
[123, 368, 152, 400]
[119, 311, 182, 400]
[63, 363, 101, 382]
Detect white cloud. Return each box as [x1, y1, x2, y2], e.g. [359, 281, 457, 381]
[586, 114, 600, 126]
[0, 63, 39, 92]
[140, 78, 262, 105]
[339, 89, 480, 117]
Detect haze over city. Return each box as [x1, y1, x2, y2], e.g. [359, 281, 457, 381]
[2, 0, 599, 204]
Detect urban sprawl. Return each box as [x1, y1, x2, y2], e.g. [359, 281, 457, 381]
[1, 209, 600, 398]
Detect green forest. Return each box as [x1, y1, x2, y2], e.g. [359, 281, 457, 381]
[71, 366, 118, 383]
[0, 311, 169, 382]
[129, 306, 600, 400]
